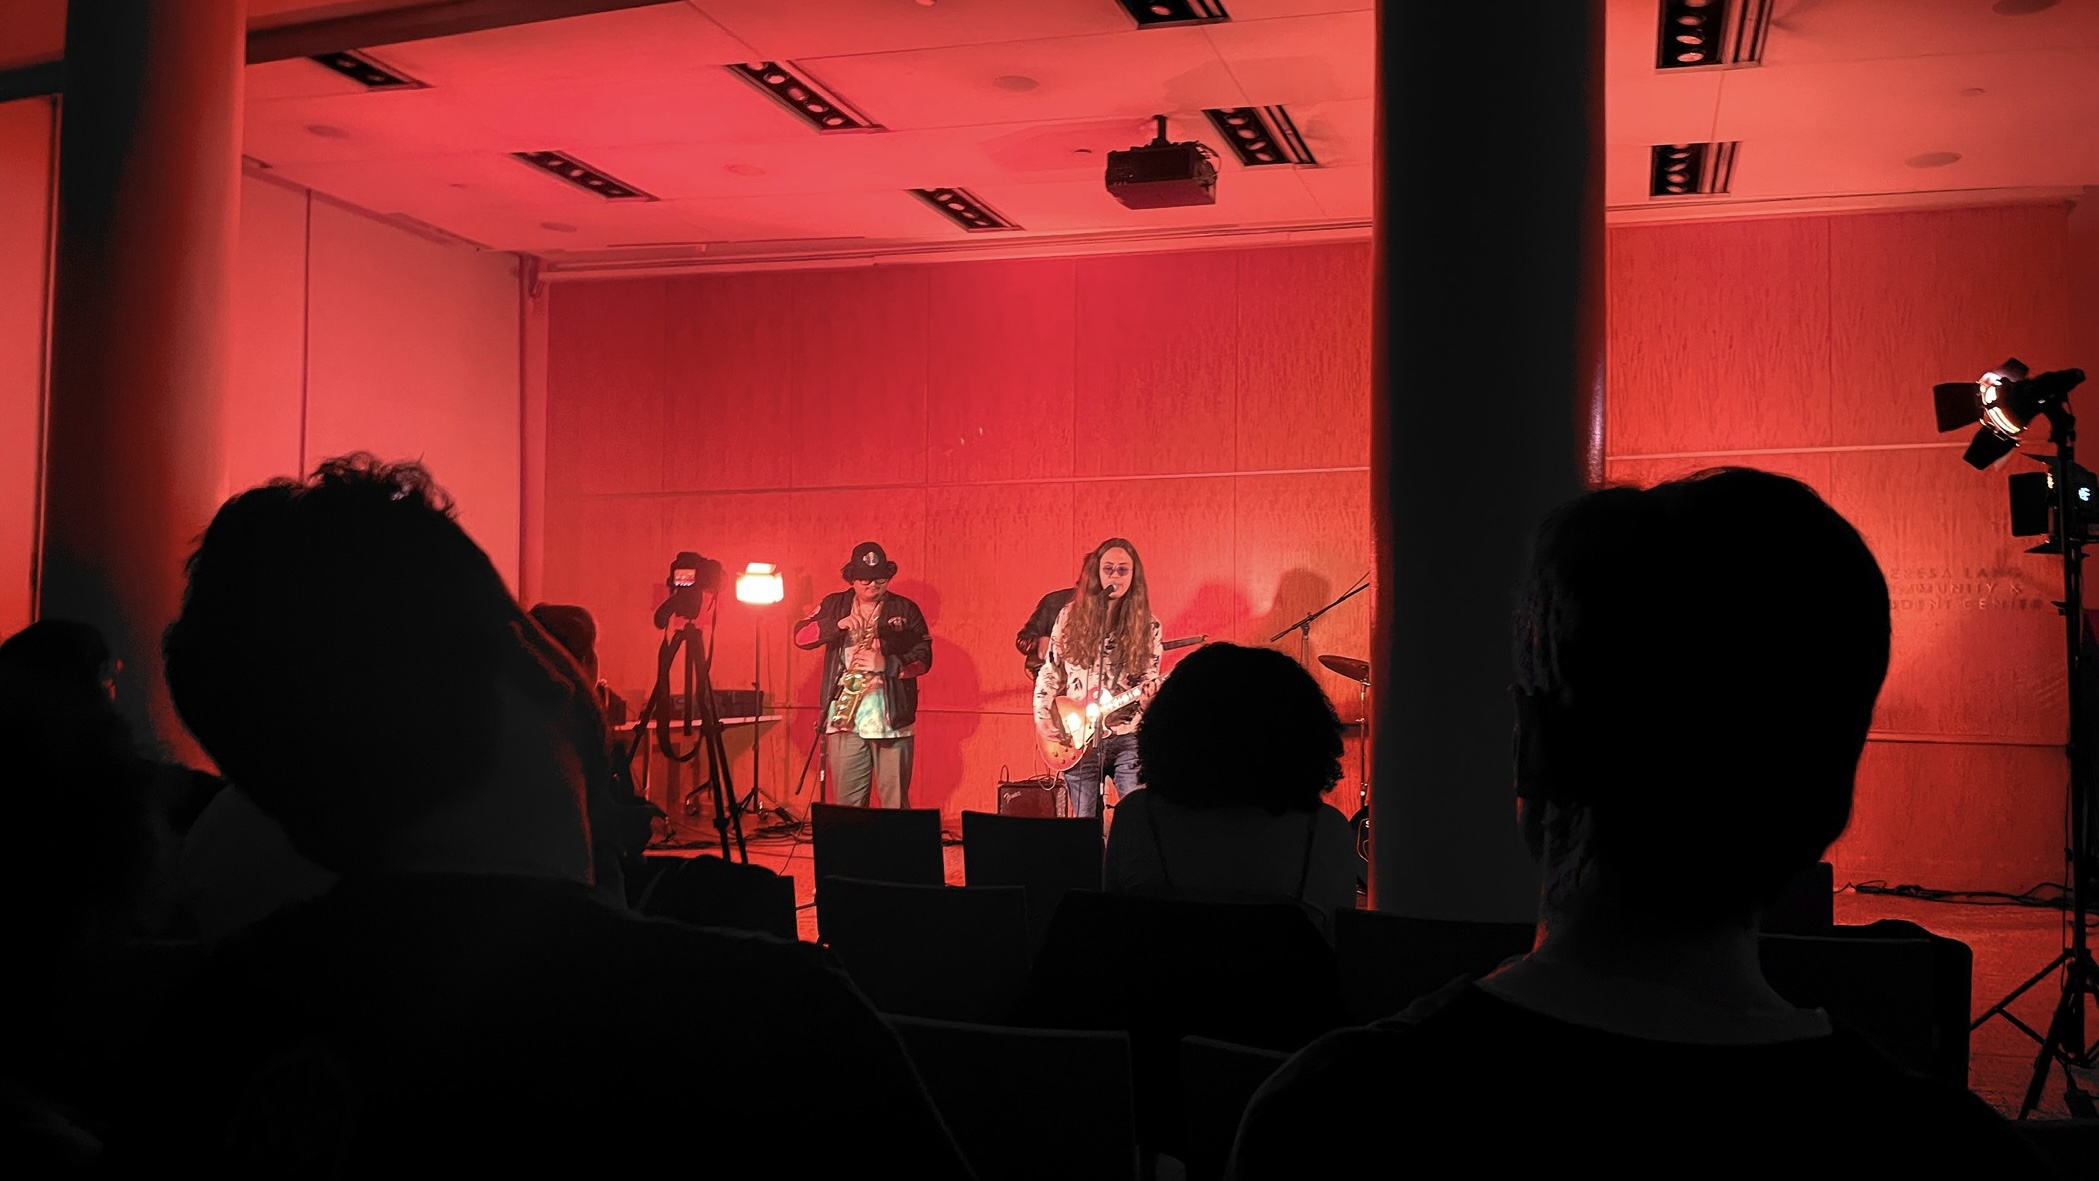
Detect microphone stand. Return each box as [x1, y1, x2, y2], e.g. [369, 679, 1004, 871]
[1269, 573, 1371, 668]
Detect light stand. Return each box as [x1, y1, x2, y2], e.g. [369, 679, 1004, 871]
[735, 563, 786, 825]
[1941, 362, 2097, 1119]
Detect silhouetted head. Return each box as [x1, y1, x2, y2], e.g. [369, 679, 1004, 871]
[529, 603, 599, 684]
[1138, 642, 1343, 814]
[164, 454, 602, 877]
[0, 619, 117, 717]
[1512, 468, 1890, 927]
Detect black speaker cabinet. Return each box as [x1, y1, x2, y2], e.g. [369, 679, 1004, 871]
[997, 777, 1064, 818]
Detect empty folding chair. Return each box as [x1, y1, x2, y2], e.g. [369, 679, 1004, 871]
[637, 854, 797, 941]
[961, 809, 1104, 951]
[819, 877, 1031, 1023]
[810, 802, 946, 887]
[1014, 890, 1347, 1160]
[888, 1015, 1138, 1181]
[1178, 1035, 1291, 1181]
[1759, 920, 1972, 1087]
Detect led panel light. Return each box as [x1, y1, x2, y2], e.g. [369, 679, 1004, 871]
[511, 151, 655, 201]
[909, 188, 1021, 232]
[1658, 0, 1774, 69]
[306, 50, 426, 90]
[1202, 106, 1316, 167]
[1117, 0, 1231, 27]
[728, 61, 880, 132]
[1648, 141, 1738, 198]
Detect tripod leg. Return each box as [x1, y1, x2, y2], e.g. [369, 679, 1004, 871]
[2022, 970, 2083, 1118]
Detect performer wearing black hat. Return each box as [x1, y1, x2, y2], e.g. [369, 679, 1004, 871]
[794, 541, 932, 808]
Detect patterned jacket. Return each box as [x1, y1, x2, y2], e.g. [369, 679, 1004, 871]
[1032, 602, 1164, 744]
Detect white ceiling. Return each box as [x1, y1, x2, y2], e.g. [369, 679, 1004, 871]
[19, 0, 2099, 266]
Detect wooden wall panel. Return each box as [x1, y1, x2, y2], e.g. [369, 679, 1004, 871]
[545, 279, 666, 497]
[664, 271, 797, 492]
[1605, 453, 1836, 500]
[1828, 204, 2072, 448]
[1233, 471, 1374, 710]
[1074, 252, 1238, 477]
[1825, 448, 2064, 743]
[1071, 476, 1240, 648]
[927, 258, 1077, 484]
[0, 96, 53, 637]
[303, 201, 522, 584]
[227, 177, 306, 494]
[790, 267, 929, 489]
[1606, 217, 1833, 456]
[1833, 740, 2067, 890]
[1236, 242, 1373, 471]
[920, 482, 1075, 713]
[543, 495, 669, 709]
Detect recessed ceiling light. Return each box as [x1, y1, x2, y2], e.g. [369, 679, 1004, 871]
[993, 75, 1038, 91]
[1906, 151, 1963, 168]
[724, 163, 767, 177]
[305, 123, 349, 139]
[540, 221, 578, 233]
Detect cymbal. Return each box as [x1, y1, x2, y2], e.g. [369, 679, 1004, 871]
[1318, 654, 1371, 684]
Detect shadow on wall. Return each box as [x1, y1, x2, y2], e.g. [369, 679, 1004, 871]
[1247, 567, 1372, 721]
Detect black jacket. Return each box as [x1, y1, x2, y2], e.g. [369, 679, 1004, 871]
[1016, 587, 1077, 679]
[794, 590, 933, 731]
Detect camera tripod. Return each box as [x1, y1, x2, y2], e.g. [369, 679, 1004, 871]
[632, 620, 748, 864]
[1967, 398, 2098, 1120]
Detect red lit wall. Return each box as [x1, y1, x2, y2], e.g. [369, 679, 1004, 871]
[0, 97, 55, 637]
[534, 244, 1377, 825]
[1, 155, 522, 645]
[1607, 203, 2077, 893]
[233, 178, 523, 584]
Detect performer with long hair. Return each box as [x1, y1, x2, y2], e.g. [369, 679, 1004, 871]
[1033, 538, 1163, 818]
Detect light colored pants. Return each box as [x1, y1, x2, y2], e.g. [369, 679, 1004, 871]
[826, 731, 914, 809]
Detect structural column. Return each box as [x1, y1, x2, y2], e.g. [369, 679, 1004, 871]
[1368, 2, 1606, 919]
[43, 0, 245, 759]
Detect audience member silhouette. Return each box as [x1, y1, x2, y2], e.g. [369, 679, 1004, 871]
[110, 454, 971, 1177]
[0, 622, 163, 1171]
[528, 601, 662, 904]
[1230, 469, 2051, 1176]
[0, 620, 176, 939]
[1108, 643, 1357, 925]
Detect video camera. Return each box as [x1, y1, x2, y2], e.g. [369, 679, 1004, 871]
[654, 551, 724, 629]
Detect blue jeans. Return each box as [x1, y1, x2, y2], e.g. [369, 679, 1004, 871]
[1062, 731, 1139, 819]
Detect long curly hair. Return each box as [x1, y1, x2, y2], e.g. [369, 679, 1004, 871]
[1060, 537, 1154, 678]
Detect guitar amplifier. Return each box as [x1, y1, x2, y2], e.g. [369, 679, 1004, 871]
[997, 776, 1065, 818]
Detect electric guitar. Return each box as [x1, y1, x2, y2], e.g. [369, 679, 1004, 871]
[1039, 635, 1205, 772]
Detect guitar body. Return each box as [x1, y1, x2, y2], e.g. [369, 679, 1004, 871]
[1041, 696, 1103, 773]
[1035, 634, 1206, 774]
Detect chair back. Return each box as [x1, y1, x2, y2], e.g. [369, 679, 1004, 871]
[887, 1015, 1137, 1181]
[819, 877, 1031, 1023]
[1331, 908, 1536, 1024]
[810, 802, 945, 887]
[637, 854, 797, 941]
[1759, 920, 1971, 1087]
[1014, 890, 1346, 1155]
[961, 810, 1103, 950]
[1177, 1036, 1290, 1181]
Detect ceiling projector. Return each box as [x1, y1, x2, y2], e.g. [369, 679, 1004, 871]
[1106, 116, 1218, 210]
